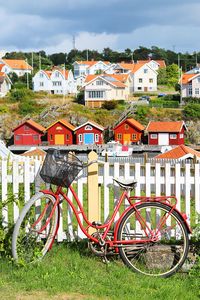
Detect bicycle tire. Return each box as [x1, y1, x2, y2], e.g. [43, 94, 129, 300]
[12, 192, 59, 263]
[117, 202, 189, 277]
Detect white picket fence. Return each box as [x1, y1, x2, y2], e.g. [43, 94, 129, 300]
[1, 156, 200, 241]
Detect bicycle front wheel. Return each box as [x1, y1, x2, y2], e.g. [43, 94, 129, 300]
[12, 192, 59, 263]
[117, 202, 189, 277]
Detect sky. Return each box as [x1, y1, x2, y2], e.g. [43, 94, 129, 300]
[0, 0, 200, 55]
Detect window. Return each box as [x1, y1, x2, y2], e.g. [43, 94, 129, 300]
[137, 87, 142, 90]
[88, 91, 104, 98]
[85, 125, 92, 130]
[24, 125, 29, 131]
[95, 134, 99, 142]
[139, 78, 143, 83]
[197, 77, 200, 83]
[33, 135, 39, 140]
[117, 133, 122, 140]
[170, 134, 177, 139]
[124, 124, 129, 130]
[149, 78, 153, 83]
[39, 82, 44, 86]
[180, 133, 184, 138]
[52, 81, 62, 86]
[132, 134, 137, 140]
[50, 134, 53, 141]
[79, 134, 82, 142]
[96, 80, 104, 85]
[144, 69, 148, 74]
[39, 73, 43, 78]
[55, 72, 60, 77]
[66, 134, 69, 140]
[15, 135, 21, 141]
[150, 134, 157, 139]
[195, 88, 199, 95]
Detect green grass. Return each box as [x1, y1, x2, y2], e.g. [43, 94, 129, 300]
[0, 242, 199, 300]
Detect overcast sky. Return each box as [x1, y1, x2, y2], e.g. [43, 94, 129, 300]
[0, 0, 199, 54]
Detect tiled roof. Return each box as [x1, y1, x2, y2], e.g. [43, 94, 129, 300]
[3, 59, 33, 70]
[84, 74, 126, 88]
[46, 119, 75, 131]
[114, 118, 144, 131]
[155, 144, 200, 159]
[13, 119, 46, 133]
[181, 73, 197, 84]
[21, 147, 46, 158]
[0, 64, 5, 71]
[146, 121, 185, 133]
[138, 60, 166, 68]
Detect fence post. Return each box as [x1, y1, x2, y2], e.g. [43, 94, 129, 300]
[88, 151, 99, 233]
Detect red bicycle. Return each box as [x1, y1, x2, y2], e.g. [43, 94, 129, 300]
[12, 148, 191, 277]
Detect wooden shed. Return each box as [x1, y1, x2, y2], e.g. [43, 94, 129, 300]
[74, 120, 104, 145]
[46, 119, 75, 145]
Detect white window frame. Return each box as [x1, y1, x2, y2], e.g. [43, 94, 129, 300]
[95, 134, 99, 142]
[150, 133, 158, 139]
[78, 134, 82, 142]
[85, 125, 92, 130]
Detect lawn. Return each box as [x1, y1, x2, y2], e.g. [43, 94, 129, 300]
[0, 242, 199, 300]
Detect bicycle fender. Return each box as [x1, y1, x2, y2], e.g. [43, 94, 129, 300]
[39, 189, 59, 199]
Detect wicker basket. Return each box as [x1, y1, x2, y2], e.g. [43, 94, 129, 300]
[40, 149, 83, 187]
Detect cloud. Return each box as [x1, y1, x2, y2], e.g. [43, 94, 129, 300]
[0, 0, 200, 53]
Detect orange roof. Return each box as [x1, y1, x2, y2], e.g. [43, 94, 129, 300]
[146, 121, 186, 133]
[21, 148, 46, 158]
[114, 118, 144, 131]
[3, 59, 32, 70]
[0, 71, 5, 77]
[181, 73, 197, 84]
[110, 73, 130, 83]
[0, 64, 5, 71]
[155, 144, 200, 159]
[13, 119, 46, 133]
[46, 119, 75, 131]
[84, 74, 126, 88]
[138, 60, 166, 68]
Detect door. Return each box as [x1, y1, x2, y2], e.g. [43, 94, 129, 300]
[158, 133, 169, 145]
[84, 133, 94, 144]
[55, 134, 64, 145]
[123, 134, 131, 145]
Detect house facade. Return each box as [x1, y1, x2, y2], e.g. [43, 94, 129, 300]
[113, 118, 145, 145]
[0, 71, 12, 97]
[83, 74, 128, 108]
[0, 59, 33, 76]
[74, 121, 104, 145]
[146, 121, 187, 146]
[33, 68, 77, 95]
[46, 119, 75, 145]
[13, 120, 45, 145]
[181, 73, 200, 98]
[73, 60, 110, 78]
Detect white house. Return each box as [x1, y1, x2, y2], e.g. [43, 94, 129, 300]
[75, 75, 86, 90]
[83, 74, 129, 108]
[0, 59, 33, 76]
[0, 71, 12, 97]
[137, 60, 166, 71]
[110, 62, 157, 92]
[181, 72, 200, 98]
[33, 68, 77, 95]
[73, 60, 111, 78]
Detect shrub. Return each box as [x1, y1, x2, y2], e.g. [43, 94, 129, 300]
[75, 91, 84, 105]
[183, 97, 200, 104]
[9, 88, 34, 102]
[150, 100, 179, 108]
[102, 100, 118, 110]
[183, 103, 200, 120]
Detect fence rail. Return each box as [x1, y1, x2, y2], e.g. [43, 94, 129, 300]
[1, 154, 200, 240]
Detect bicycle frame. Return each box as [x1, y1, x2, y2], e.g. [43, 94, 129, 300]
[41, 184, 191, 250]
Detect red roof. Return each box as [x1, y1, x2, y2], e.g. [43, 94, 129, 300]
[181, 73, 197, 84]
[146, 121, 186, 133]
[13, 119, 46, 133]
[155, 144, 200, 160]
[114, 118, 145, 131]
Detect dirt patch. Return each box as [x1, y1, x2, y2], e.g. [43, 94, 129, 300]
[15, 291, 100, 300]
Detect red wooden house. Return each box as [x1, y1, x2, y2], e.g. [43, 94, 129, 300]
[74, 120, 104, 145]
[13, 119, 45, 145]
[146, 121, 187, 145]
[113, 118, 145, 145]
[46, 119, 75, 145]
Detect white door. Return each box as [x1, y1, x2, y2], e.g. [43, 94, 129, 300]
[158, 133, 169, 145]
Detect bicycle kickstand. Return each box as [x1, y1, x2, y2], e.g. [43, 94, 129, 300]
[101, 244, 110, 264]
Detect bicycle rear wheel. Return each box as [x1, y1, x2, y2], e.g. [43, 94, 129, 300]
[117, 202, 189, 277]
[12, 192, 59, 263]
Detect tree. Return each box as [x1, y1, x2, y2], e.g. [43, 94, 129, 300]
[166, 64, 179, 86]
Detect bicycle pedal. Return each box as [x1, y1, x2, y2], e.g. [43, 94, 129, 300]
[92, 221, 102, 226]
[102, 256, 110, 264]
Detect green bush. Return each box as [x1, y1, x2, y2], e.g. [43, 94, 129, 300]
[162, 94, 180, 101]
[9, 88, 34, 102]
[102, 100, 118, 110]
[0, 105, 9, 113]
[150, 100, 179, 108]
[183, 103, 200, 120]
[183, 97, 200, 104]
[75, 90, 84, 105]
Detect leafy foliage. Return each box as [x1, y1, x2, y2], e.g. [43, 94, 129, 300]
[102, 100, 118, 110]
[183, 103, 200, 120]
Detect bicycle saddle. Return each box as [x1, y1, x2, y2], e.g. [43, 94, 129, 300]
[113, 178, 137, 189]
